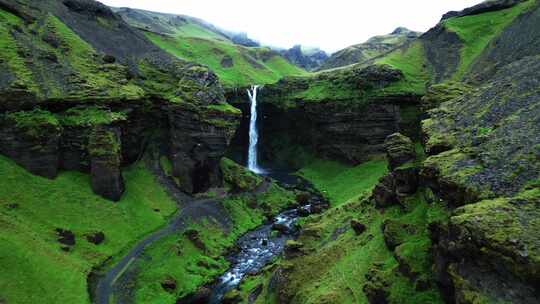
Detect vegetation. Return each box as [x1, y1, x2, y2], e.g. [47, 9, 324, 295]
[59, 106, 126, 127]
[443, 0, 536, 80]
[145, 32, 306, 88]
[0, 156, 177, 304]
[375, 40, 430, 95]
[133, 181, 295, 302]
[297, 158, 388, 206]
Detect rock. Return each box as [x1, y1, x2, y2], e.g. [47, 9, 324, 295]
[284, 240, 304, 259]
[350, 219, 367, 235]
[382, 219, 412, 251]
[222, 289, 242, 304]
[177, 286, 211, 304]
[248, 283, 263, 303]
[280, 45, 328, 71]
[220, 55, 233, 68]
[441, 0, 525, 20]
[393, 165, 419, 196]
[295, 191, 311, 204]
[372, 174, 396, 208]
[85, 231, 105, 245]
[161, 276, 177, 293]
[0, 109, 62, 179]
[102, 54, 116, 64]
[384, 133, 416, 171]
[184, 229, 206, 251]
[88, 125, 125, 201]
[55, 228, 75, 246]
[220, 157, 262, 192]
[272, 223, 291, 234]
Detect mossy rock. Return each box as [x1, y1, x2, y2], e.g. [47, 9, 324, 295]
[220, 158, 262, 192]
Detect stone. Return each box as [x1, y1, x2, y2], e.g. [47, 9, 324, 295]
[161, 276, 177, 293]
[350, 219, 367, 235]
[184, 229, 206, 251]
[85, 231, 105, 245]
[272, 223, 291, 234]
[102, 54, 116, 64]
[372, 174, 396, 208]
[248, 283, 263, 303]
[177, 286, 211, 304]
[55, 228, 75, 246]
[222, 289, 242, 304]
[295, 191, 311, 204]
[384, 133, 416, 171]
[284, 240, 304, 259]
[88, 125, 125, 201]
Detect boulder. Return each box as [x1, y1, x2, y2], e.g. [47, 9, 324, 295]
[177, 286, 212, 304]
[55, 228, 75, 246]
[384, 133, 416, 171]
[183, 229, 206, 251]
[85, 231, 105, 245]
[161, 276, 177, 293]
[222, 289, 242, 304]
[284, 240, 304, 259]
[350, 219, 367, 235]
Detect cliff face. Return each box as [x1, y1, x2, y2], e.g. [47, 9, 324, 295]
[0, 0, 241, 199]
[280, 45, 329, 71]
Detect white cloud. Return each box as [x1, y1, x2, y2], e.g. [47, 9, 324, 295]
[99, 0, 484, 53]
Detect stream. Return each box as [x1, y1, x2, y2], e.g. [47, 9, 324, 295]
[208, 196, 311, 303]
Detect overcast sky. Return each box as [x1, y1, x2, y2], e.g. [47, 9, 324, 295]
[100, 0, 483, 53]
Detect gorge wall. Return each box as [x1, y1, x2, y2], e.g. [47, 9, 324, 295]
[0, 0, 241, 200]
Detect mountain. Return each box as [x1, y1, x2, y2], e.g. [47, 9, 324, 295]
[113, 7, 306, 87]
[319, 27, 421, 70]
[280, 45, 329, 71]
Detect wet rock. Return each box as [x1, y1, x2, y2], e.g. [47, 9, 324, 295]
[56, 228, 75, 246]
[384, 133, 416, 171]
[161, 276, 177, 293]
[351, 219, 367, 235]
[222, 289, 242, 304]
[184, 229, 206, 251]
[88, 125, 125, 201]
[272, 223, 291, 234]
[85, 231, 105, 245]
[284, 240, 304, 259]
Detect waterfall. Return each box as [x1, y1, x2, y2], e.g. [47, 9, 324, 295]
[247, 85, 264, 174]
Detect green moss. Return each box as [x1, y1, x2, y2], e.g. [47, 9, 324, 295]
[443, 0, 536, 80]
[220, 158, 262, 191]
[145, 32, 306, 88]
[0, 156, 177, 304]
[376, 41, 430, 95]
[297, 158, 388, 206]
[5, 109, 61, 137]
[0, 9, 39, 94]
[206, 102, 242, 114]
[59, 106, 126, 127]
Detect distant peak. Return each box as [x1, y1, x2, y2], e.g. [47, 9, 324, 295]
[391, 27, 412, 35]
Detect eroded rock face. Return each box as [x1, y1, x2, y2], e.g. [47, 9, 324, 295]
[88, 125, 125, 201]
[384, 133, 416, 170]
[0, 111, 61, 179]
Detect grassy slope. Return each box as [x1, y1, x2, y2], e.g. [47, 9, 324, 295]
[298, 159, 388, 206]
[443, 0, 536, 80]
[0, 156, 177, 304]
[133, 181, 296, 302]
[238, 155, 447, 304]
[145, 30, 306, 88]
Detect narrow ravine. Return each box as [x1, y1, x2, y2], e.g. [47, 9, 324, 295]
[208, 193, 309, 303]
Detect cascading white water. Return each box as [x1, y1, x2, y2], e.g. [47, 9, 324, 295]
[247, 85, 264, 174]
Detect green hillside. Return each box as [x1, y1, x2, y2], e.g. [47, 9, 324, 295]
[114, 8, 306, 88]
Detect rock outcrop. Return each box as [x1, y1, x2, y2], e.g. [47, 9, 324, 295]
[280, 45, 328, 71]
